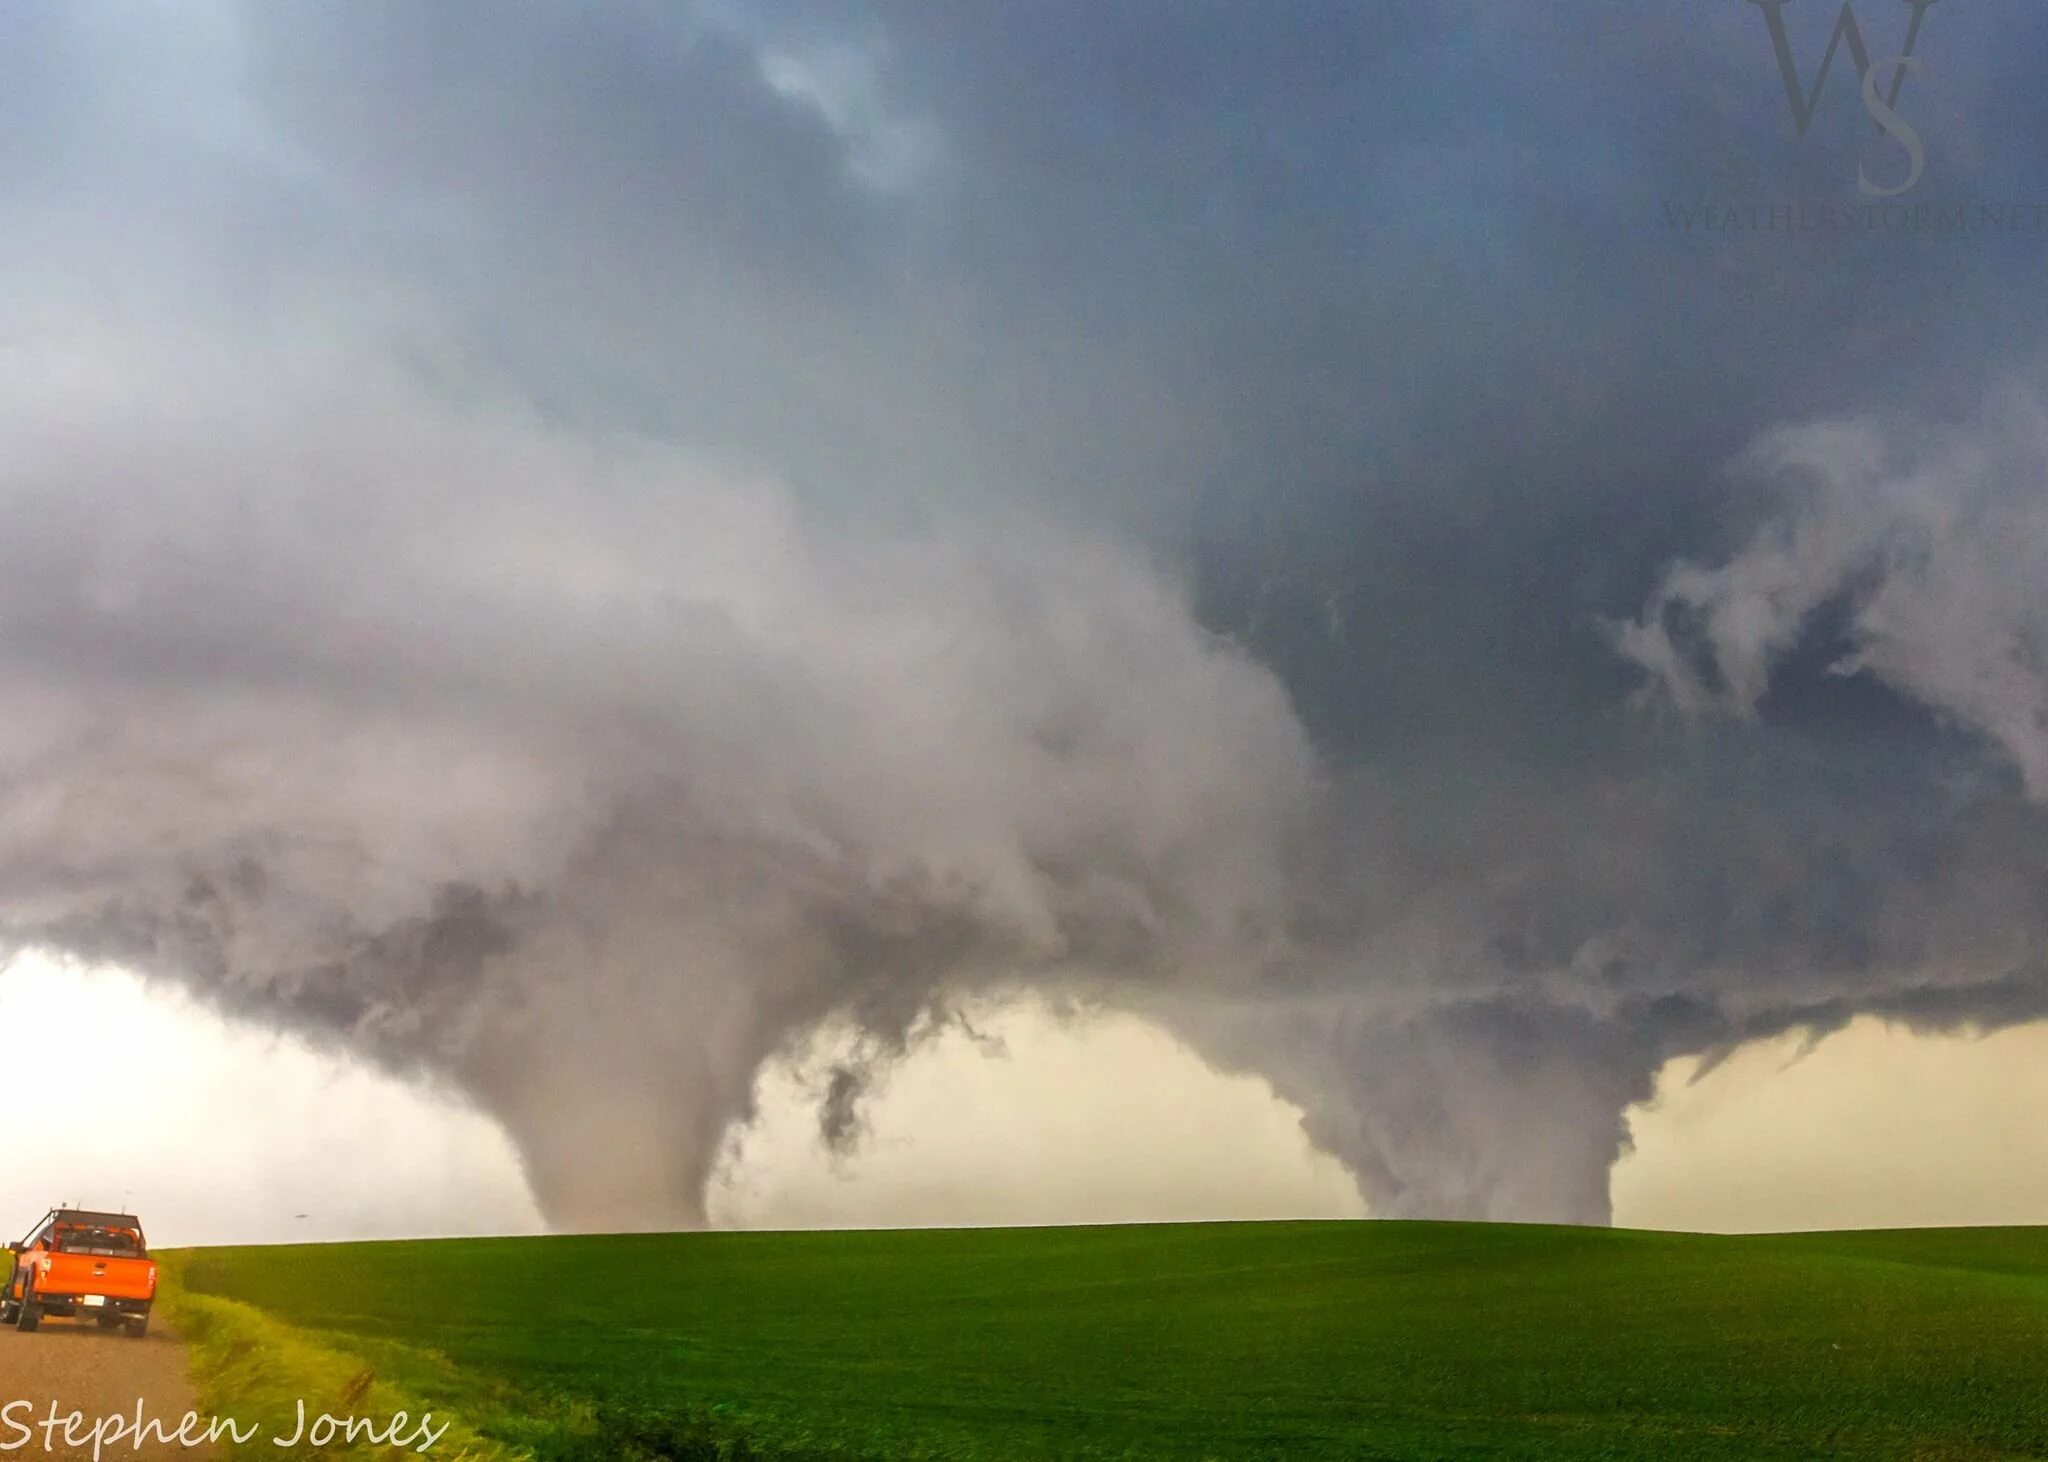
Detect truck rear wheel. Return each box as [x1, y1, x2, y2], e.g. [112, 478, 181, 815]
[126, 1315, 149, 1339]
[15, 1277, 40, 1332]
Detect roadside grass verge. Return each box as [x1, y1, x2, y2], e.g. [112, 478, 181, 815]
[161, 1255, 518, 1459]
[161, 1255, 812, 1460]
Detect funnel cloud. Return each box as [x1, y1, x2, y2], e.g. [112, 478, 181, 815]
[3, 1, 2048, 1228]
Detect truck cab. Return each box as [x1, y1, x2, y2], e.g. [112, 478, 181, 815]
[1, 1208, 156, 1336]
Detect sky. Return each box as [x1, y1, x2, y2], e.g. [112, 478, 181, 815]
[3, 0, 2048, 1239]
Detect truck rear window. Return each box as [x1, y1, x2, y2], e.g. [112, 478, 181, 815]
[52, 1229, 145, 1257]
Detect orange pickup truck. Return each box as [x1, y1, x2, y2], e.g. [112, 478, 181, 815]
[1, 1208, 157, 1337]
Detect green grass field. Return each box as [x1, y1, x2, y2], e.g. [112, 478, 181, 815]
[170, 1221, 2048, 1460]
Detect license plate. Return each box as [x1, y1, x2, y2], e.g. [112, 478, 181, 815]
[81, 1295, 105, 1307]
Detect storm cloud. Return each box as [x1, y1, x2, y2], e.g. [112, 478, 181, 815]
[2, 0, 2047, 1228]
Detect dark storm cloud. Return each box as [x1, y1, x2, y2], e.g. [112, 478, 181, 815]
[1, 0, 2046, 1227]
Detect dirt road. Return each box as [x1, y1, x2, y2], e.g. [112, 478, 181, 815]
[0, 1318, 217, 1460]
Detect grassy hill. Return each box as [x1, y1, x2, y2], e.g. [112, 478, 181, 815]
[168, 1221, 2048, 1460]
